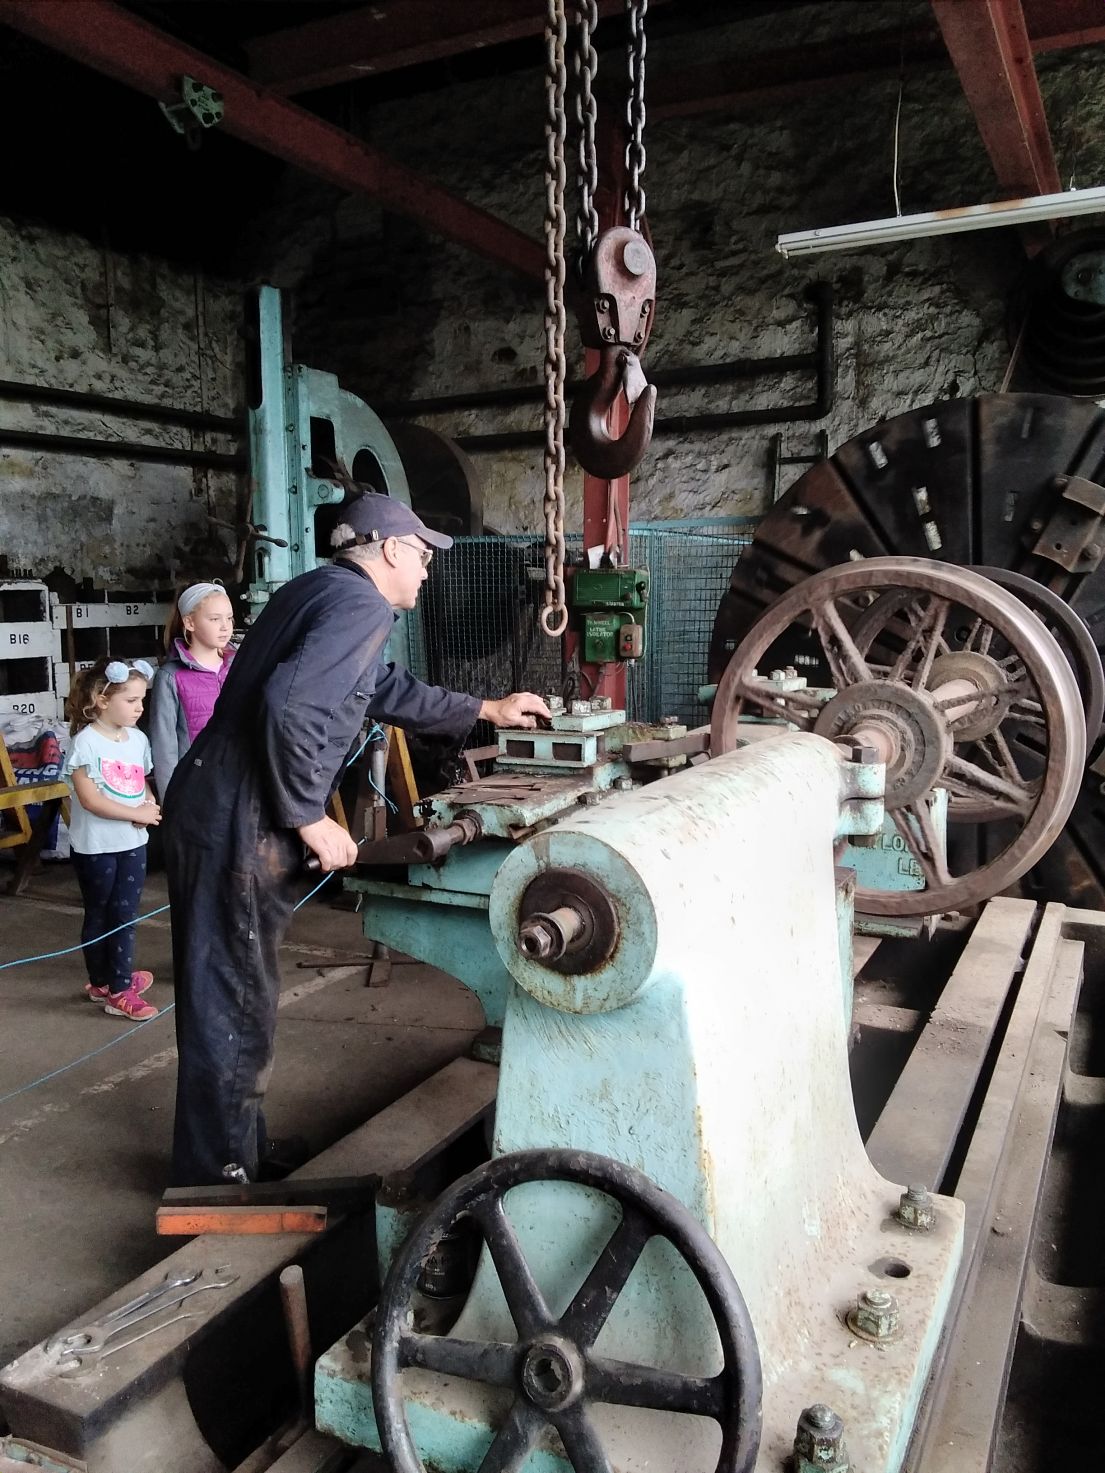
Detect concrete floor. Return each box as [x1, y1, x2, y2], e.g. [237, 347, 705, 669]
[0, 862, 485, 1374]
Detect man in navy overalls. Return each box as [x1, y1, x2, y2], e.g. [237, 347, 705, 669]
[165, 493, 549, 1185]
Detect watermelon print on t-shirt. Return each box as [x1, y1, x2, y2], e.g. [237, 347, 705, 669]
[99, 757, 146, 798]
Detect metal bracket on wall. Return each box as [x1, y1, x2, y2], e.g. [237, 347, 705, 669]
[158, 76, 224, 146]
[769, 429, 829, 501]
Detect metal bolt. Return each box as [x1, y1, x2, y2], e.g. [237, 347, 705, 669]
[897, 1183, 936, 1231]
[784, 666, 798, 678]
[660, 715, 678, 727]
[770, 668, 788, 682]
[850, 1287, 900, 1340]
[622, 239, 651, 276]
[640, 300, 651, 316]
[1029, 518, 1044, 531]
[848, 744, 879, 765]
[614, 777, 634, 791]
[602, 326, 616, 341]
[793, 1403, 849, 1473]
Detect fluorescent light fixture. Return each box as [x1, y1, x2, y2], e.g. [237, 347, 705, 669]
[776, 185, 1105, 258]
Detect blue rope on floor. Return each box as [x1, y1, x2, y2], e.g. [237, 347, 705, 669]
[0, 904, 173, 972]
[0, 724, 387, 973]
[0, 1003, 175, 1109]
[0, 727, 386, 1104]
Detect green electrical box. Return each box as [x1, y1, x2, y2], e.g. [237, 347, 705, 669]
[569, 566, 649, 664]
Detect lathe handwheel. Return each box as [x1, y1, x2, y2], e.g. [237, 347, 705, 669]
[372, 1149, 762, 1473]
[710, 557, 1086, 916]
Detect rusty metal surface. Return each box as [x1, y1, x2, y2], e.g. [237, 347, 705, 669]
[971, 566, 1105, 741]
[904, 907, 1085, 1471]
[864, 899, 1037, 1187]
[711, 559, 1086, 915]
[708, 393, 1105, 908]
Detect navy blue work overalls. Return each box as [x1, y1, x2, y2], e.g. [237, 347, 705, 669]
[164, 559, 479, 1185]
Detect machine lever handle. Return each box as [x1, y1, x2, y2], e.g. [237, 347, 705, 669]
[303, 812, 483, 874]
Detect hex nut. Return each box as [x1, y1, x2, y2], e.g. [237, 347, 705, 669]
[849, 1287, 900, 1341]
[793, 1403, 849, 1473]
[897, 1183, 936, 1231]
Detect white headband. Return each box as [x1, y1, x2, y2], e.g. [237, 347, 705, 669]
[105, 659, 154, 685]
[178, 582, 225, 617]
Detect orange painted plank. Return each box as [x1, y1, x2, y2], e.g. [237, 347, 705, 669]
[156, 1205, 328, 1236]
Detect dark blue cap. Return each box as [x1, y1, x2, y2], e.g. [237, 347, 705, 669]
[332, 493, 454, 552]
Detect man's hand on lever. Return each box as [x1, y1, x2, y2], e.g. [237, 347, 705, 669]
[479, 693, 552, 731]
[298, 815, 360, 872]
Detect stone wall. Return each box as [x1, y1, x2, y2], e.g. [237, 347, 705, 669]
[4, 2, 1103, 574]
[259, 0, 1105, 533]
[0, 217, 243, 590]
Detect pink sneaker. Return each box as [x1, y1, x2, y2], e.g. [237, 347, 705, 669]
[103, 985, 159, 1021]
[86, 971, 153, 1003]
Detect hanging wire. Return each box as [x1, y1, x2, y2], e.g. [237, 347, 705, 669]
[890, 2, 908, 217]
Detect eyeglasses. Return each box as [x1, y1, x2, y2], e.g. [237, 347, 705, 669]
[396, 538, 433, 568]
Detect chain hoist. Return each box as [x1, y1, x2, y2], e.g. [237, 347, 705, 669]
[540, 0, 570, 638]
[541, 0, 655, 638]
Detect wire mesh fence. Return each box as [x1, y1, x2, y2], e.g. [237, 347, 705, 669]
[408, 521, 755, 730]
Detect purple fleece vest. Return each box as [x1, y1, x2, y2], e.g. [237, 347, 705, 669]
[173, 638, 234, 742]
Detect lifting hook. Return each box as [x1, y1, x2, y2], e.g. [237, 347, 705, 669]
[569, 225, 658, 480]
[569, 345, 657, 480]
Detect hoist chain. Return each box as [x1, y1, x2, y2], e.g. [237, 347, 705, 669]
[541, 0, 570, 639]
[541, 0, 650, 636]
[625, 0, 648, 230]
[572, 0, 600, 259]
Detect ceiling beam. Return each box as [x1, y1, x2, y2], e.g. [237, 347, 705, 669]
[648, 6, 1103, 122]
[246, 0, 665, 97]
[1024, 0, 1105, 53]
[649, 27, 944, 120]
[931, 0, 1061, 200]
[0, 0, 545, 282]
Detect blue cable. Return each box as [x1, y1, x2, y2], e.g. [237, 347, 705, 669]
[0, 904, 172, 972]
[0, 723, 393, 967]
[0, 1004, 174, 1109]
[0, 723, 395, 1108]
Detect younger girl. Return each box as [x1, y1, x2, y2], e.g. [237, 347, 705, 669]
[64, 658, 161, 1021]
[150, 582, 235, 798]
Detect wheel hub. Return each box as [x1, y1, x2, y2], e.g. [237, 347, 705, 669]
[813, 679, 950, 807]
[926, 651, 1009, 741]
[520, 1336, 584, 1412]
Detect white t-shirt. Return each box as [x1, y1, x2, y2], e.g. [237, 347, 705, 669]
[63, 725, 153, 855]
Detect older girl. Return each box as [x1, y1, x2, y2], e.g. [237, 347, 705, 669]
[64, 658, 161, 1020]
[150, 582, 235, 798]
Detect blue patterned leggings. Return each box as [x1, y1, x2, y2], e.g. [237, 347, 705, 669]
[70, 846, 148, 993]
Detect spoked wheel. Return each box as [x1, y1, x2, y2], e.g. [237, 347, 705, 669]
[710, 557, 1086, 916]
[372, 1149, 762, 1473]
[973, 567, 1104, 743]
[847, 568, 1103, 826]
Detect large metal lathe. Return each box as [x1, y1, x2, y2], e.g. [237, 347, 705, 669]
[1, 555, 1101, 1473]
